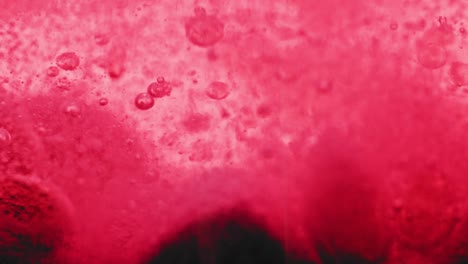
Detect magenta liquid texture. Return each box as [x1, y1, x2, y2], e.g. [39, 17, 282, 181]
[0, 0, 467, 263]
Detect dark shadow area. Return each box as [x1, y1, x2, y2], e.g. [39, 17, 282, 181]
[0, 229, 55, 264]
[454, 257, 468, 264]
[0, 177, 69, 264]
[141, 207, 313, 264]
[315, 243, 386, 264]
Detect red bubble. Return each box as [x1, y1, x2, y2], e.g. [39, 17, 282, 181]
[99, 97, 109, 106]
[135, 92, 155, 110]
[205, 81, 230, 100]
[56, 52, 80, 71]
[46, 66, 60, 77]
[147, 80, 172, 98]
[5, 0, 468, 263]
[185, 10, 224, 47]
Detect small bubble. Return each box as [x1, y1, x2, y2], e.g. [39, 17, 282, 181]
[156, 76, 165, 84]
[417, 43, 447, 69]
[185, 12, 224, 47]
[64, 104, 81, 117]
[390, 22, 398, 30]
[147, 81, 172, 98]
[0, 128, 11, 147]
[135, 92, 154, 110]
[46, 66, 59, 77]
[56, 52, 80, 71]
[205, 81, 230, 100]
[99, 98, 108, 106]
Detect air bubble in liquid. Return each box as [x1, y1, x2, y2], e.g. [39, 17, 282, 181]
[135, 92, 155, 110]
[0, 128, 11, 147]
[205, 81, 230, 100]
[99, 97, 109, 106]
[390, 22, 398, 30]
[56, 52, 80, 71]
[185, 9, 224, 47]
[46, 66, 59, 77]
[417, 43, 447, 69]
[147, 80, 172, 98]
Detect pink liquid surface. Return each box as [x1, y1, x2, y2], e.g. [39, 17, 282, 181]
[0, 0, 467, 263]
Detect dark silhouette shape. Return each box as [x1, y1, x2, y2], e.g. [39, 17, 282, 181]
[142, 208, 313, 264]
[315, 243, 386, 264]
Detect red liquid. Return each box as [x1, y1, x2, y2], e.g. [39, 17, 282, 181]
[0, 0, 467, 263]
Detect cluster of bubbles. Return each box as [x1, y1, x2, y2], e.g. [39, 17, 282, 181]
[135, 77, 172, 110]
[46, 51, 112, 109]
[45, 51, 80, 91]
